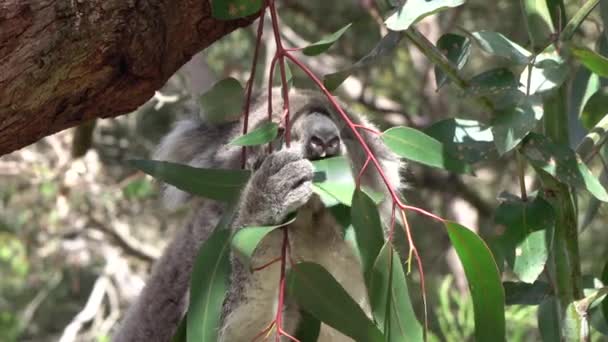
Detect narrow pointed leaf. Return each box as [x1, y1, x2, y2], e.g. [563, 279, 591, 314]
[211, 0, 263, 20]
[435, 33, 471, 89]
[286, 262, 384, 342]
[231, 214, 297, 267]
[229, 121, 279, 146]
[351, 189, 385, 279]
[522, 133, 608, 202]
[571, 46, 608, 78]
[128, 160, 250, 202]
[303, 23, 352, 56]
[187, 225, 232, 342]
[445, 221, 506, 342]
[382, 126, 471, 173]
[367, 243, 423, 341]
[385, 0, 465, 31]
[294, 310, 322, 342]
[522, 0, 556, 49]
[538, 297, 561, 341]
[472, 31, 531, 65]
[199, 77, 244, 123]
[581, 88, 608, 130]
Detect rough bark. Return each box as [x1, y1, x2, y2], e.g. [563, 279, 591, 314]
[0, 0, 256, 155]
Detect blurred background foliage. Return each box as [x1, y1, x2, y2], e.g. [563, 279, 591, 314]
[1, 0, 608, 341]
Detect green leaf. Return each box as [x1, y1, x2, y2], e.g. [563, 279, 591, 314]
[519, 48, 568, 95]
[472, 31, 531, 65]
[382, 126, 471, 173]
[385, 0, 465, 31]
[231, 215, 297, 267]
[172, 315, 187, 342]
[466, 68, 519, 98]
[323, 31, 403, 91]
[521, 0, 556, 50]
[562, 0, 601, 41]
[351, 189, 385, 279]
[187, 222, 233, 342]
[571, 46, 608, 78]
[493, 195, 555, 283]
[491, 100, 543, 155]
[199, 78, 244, 123]
[286, 262, 384, 342]
[229, 121, 279, 146]
[211, 0, 263, 20]
[311, 156, 356, 206]
[435, 33, 472, 89]
[128, 160, 250, 203]
[294, 310, 321, 342]
[538, 297, 561, 342]
[367, 243, 423, 341]
[581, 88, 608, 130]
[522, 133, 608, 202]
[602, 261, 608, 329]
[445, 221, 506, 342]
[303, 23, 352, 56]
[425, 118, 497, 164]
[503, 281, 551, 305]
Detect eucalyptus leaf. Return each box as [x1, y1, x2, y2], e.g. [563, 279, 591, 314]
[571, 46, 608, 78]
[382, 126, 471, 173]
[312, 156, 355, 206]
[472, 31, 531, 65]
[521, 0, 555, 49]
[229, 121, 279, 146]
[522, 133, 608, 202]
[435, 33, 471, 89]
[491, 100, 543, 155]
[231, 214, 297, 268]
[519, 48, 568, 95]
[367, 243, 423, 341]
[385, 0, 465, 31]
[466, 68, 519, 98]
[303, 23, 352, 56]
[199, 78, 244, 123]
[503, 281, 551, 305]
[187, 219, 233, 342]
[128, 160, 250, 203]
[351, 189, 385, 280]
[286, 262, 384, 342]
[445, 221, 506, 342]
[581, 88, 608, 130]
[425, 118, 497, 164]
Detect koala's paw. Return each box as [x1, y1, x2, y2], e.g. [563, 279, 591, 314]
[250, 148, 314, 224]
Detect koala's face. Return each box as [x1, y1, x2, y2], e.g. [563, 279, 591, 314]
[289, 111, 342, 161]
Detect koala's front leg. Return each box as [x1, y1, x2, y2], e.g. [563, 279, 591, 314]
[233, 148, 314, 229]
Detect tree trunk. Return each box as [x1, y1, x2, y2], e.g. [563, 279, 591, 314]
[0, 0, 256, 155]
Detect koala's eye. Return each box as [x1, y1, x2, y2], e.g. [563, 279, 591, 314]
[328, 137, 339, 148]
[310, 136, 323, 147]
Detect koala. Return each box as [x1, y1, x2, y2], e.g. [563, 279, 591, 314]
[113, 88, 403, 342]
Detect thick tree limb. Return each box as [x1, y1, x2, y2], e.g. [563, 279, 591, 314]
[0, 1, 256, 155]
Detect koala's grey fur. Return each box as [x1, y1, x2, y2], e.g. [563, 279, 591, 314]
[113, 88, 403, 342]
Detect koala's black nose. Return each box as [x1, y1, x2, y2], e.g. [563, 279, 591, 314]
[307, 132, 340, 160]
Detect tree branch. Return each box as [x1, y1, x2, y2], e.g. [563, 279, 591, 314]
[0, 0, 257, 155]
